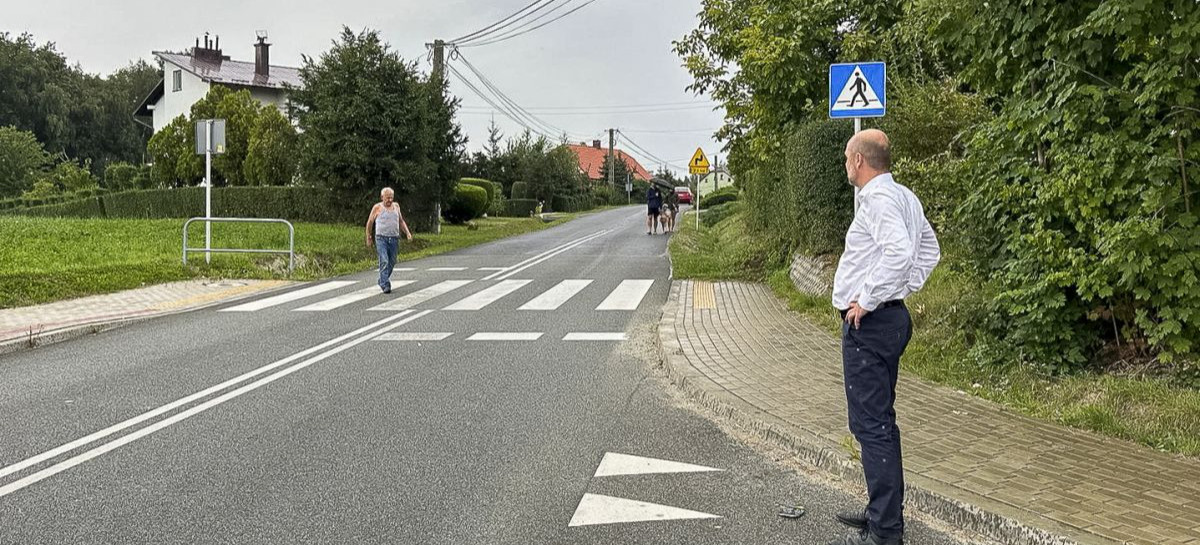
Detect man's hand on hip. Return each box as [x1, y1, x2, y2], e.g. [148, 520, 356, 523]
[846, 302, 869, 329]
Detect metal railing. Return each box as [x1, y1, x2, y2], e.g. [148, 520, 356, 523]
[183, 217, 295, 273]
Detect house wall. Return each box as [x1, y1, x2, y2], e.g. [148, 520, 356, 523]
[152, 63, 210, 132]
[698, 171, 733, 196]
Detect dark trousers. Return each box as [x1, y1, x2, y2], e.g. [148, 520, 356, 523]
[841, 303, 912, 539]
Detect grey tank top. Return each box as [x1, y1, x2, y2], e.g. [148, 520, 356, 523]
[375, 205, 401, 237]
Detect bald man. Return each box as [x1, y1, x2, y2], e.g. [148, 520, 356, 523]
[829, 129, 940, 545]
[365, 187, 412, 294]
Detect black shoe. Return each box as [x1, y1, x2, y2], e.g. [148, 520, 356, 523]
[826, 529, 902, 545]
[382, 288, 391, 294]
[836, 508, 868, 529]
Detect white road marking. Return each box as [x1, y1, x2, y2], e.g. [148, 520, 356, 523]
[593, 452, 723, 477]
[563, 333, 627, 341]
[568, 494, 721, 527]
[0, 310, 431, 497]
[293, 283, 413, 312]
[486, 230, 613, 281]
[428, 267, 467, 271]
[467, 332, 543, 341]
[596, 280, 654, 310]
[368, 280, 473, 311]
[220, 281, 356, 312]
[477, 267, 507, 271]
[392, 268, 416, 273]
[443, 280, 531, 310]
[374, 332, 453, 342]
[519, 280, 593, 310]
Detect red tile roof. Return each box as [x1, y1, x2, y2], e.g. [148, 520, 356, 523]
[566, 144, 652, 182]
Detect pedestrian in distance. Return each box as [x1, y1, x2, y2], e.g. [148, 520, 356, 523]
[646, 185, 663, 235]
[829, 129, 940, 545]
[365, 187, 413, 294]
[661, 190, 679, 233]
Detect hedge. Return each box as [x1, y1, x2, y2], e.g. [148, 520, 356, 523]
[699, 186, 739, 208]
[503, 198, 539, 217]
[2, 187, 368, 224]
[459, 178, 496, 205]
[443, 184, 489, 224]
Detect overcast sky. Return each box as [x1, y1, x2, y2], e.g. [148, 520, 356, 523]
[4, 0, 726, 177]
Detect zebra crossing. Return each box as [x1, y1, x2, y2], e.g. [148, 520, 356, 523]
[219, 278, 657, 314]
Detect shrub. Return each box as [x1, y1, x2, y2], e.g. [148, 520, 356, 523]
[511, 181, 530, 199]
[8, 187, 366, 224]
[104, 162, 141, 190]
[699, 186, 738, 208]
[504, 198, 539, 217]
[701, 200, 743, 227]
[488, 181, 505, 216]
[443, 183, 489, 224]
[459, 177, 496, 204]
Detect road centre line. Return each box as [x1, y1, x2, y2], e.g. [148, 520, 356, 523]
[491, 230, 613, 281]
[0, 310, 421, 485]
[0, 310, 433, 499]
[481, 230, 612, 281]
[467, 332, 544, 341]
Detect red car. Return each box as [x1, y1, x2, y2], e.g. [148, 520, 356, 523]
[675, 187, 693, 204]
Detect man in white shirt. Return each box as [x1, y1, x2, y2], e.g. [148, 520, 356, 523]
[828, 129, 940, 545]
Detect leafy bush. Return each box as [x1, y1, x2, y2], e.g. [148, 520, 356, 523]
[459, 178, 495, 204]
[699, 186, 738, 208]
[701, 200, 742, 227]
[0, 126, 52, 198]
[504, 198, 538, 217]
[443, 183, 489, 224]
[104, 162, 141, 191]
[742, 119, 854, 257]
[7, 187, 366, 223]
[13, 196, 104, 218]
[488, 181, 506, 216]
[510, 181, 530, 199]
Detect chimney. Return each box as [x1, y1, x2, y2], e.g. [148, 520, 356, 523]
[254, 32, 270, 78]
[592, 140, 601, 149]
[192, 33, 225, 63]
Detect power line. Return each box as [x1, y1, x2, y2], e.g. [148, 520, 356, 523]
[450, 0, 560, 45]
[447, 63, 560, 141]
[616, 130, 687, 170]
[454, 53, 582, 139]
[618, 127, 720, 134]
[458, 100, 717, 112]
[457, 104, 719, 116]
[461, 0, 601, 48]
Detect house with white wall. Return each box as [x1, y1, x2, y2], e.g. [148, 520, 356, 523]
[134, 33, 302, 132]
[697, 167, 733, 196]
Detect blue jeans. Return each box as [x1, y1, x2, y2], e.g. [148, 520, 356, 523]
[375, 236, 399, 291]
[841, 303, 913, 539]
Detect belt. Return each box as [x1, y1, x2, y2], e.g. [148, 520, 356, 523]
[840, 299, 904, 318]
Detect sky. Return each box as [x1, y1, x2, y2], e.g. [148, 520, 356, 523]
[3, 0, 727, 178]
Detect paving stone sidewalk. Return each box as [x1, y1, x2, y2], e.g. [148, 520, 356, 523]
[659, 280, 1200, 545]
[0, 279, 293, 351]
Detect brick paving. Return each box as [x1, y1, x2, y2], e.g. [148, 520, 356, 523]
[0, 279, 293, 346]
[661, 280, 1200, 545]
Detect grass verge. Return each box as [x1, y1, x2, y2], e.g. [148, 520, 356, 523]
[672, 207, 1200, 456]
[0, 215, 567, 308]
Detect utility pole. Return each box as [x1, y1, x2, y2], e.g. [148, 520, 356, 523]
[428, 39, 446, 233]
[431, 39, 445, 84]
[608, 128, 615, 193]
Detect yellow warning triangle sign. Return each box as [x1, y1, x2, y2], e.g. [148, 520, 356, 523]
[689, 147, 710, 174]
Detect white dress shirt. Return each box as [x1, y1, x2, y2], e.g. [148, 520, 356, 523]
[832, 173, 940, 312]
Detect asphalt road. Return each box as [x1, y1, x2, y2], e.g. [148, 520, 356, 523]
[0, 206, 980, 544]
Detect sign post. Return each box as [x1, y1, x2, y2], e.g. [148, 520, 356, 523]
[195, 119, 226, 264]
[829, 62, 886, 211]
[689, 147, 710, 229]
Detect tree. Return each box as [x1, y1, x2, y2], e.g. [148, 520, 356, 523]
[0, 126, 52, 197]
[290, 27, 464, 206]
[244, 106, 299, 186]
[146, 115, 196, 187]
[598, 152, 632, 191]
[189, 86, 261, 186]
[22, 159, 98, 198]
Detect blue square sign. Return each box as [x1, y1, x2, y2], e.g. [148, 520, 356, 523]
[829, 62, 886, 119]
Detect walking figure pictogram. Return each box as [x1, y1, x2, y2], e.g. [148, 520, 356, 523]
[849, 71, 869, 107]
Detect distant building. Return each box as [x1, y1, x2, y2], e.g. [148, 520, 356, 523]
[566, 141, 652, 183]
[697, 167, 733, 196]
[135, 33, 302, 132]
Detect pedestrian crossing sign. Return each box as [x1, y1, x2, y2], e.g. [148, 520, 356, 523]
[829, 62, 886, 118]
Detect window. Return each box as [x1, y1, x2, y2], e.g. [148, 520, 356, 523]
[172, 70, 182, 92]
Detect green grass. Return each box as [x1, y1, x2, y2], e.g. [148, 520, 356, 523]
[0, 215, 567, 308]
[673, 209, 1200, 457]
[668, 204, 773, 281]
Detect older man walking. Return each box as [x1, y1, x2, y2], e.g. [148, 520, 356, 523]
[365, 187, 413, 294]
[829, 129, 940, 545]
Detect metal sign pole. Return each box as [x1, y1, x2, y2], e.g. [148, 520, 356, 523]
[853, 117, 862, 213]
[205, 120, 213, 264]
